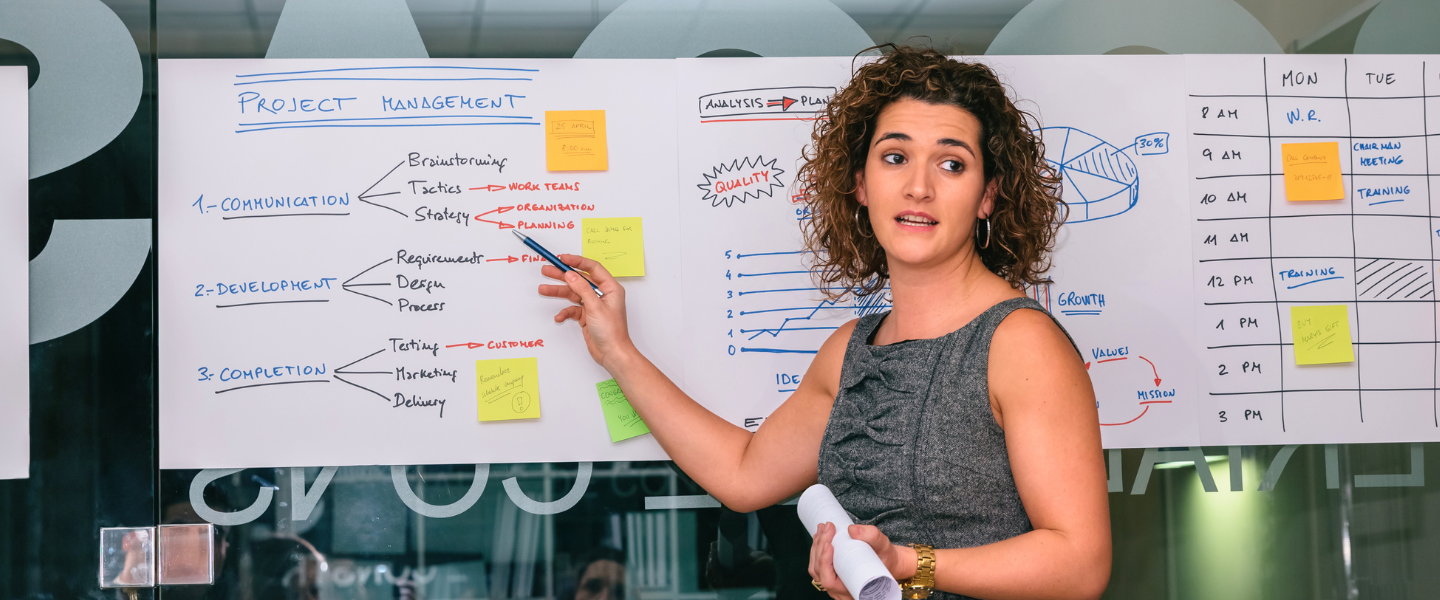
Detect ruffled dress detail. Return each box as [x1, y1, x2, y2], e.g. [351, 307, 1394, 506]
[816, 297, 1079, 600]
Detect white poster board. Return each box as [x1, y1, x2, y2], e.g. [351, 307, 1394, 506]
[675, 56, 1199, 449]
[160, 56, 1199, 469]
[161, 55, 1440, 469]
[0, 66, 28, 480]
[676, 57, 860, 432]
[159, 60, 683, 468]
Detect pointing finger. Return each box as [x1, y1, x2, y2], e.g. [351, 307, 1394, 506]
[559, 270, 596, 301]
[557, 254, 618, 290]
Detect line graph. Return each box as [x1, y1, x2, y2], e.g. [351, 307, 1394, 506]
[740, 304, 858, 316]
[717, 246, 889, 380]
[740, 289, 891, 353]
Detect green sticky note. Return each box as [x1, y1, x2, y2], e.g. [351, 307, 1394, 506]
[596, 379, 650, 442]
[1291, 305, 1354, 365]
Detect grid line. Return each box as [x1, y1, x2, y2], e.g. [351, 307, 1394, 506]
[1262, 57, 1287, 430]
[1425, 60, 1438, 427]
[1343, 58, 1365, 422]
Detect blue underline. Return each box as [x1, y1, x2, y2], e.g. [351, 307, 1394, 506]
[739, 287, 852, 296]
[235, 77, 533, 86]
[236, 121, 541, 133]
[736, 250, 813, 258]
[739, 327, 839, 334]
[237, 115, 533, 127]
[1286, 276, 1343, 289]
[236, 66, 540, 78]
[740, 348, 819, 355]
[738, 286, 884, 296]
[736, 271, 810, 277]
[1368, 198, 1405, 206]
[740, 306, 884, 316]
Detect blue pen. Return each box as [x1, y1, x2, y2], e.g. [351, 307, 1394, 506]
[512, 230, 604, 297]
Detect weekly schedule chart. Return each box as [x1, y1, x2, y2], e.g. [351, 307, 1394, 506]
[1188, 55, 1440, 445]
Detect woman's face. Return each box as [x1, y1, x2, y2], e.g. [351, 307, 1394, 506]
[856, 98, 995, 272]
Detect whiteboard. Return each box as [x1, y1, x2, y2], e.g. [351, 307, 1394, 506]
[158, 60, 683, 469]
[676, 56, 1199, 449]
[160, 56, 1440, 470]
[0, 67, 27, 480]
[1188, 55, 1440, 445]
[676, 57, 860, 432]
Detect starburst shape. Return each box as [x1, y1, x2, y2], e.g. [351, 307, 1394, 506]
[697, 156, 787, 208]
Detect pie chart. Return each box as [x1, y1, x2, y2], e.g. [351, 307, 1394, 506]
[1040, 127, 1139, 223]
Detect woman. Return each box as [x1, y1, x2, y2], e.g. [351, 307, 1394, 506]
[538, 46, 1110, 600]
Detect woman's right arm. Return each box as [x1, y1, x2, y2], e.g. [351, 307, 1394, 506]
[540, 254, 851, 512]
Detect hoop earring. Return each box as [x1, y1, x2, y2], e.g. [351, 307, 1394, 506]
[855, 204, 873, 239]
[977, 217, 991, 249]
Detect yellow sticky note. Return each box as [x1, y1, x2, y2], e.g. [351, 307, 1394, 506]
[546, 110, 607, 171]
[1281, 142, 1344, 201]
[1291, 305, 1354, 365]
[582, 217, 645, 277]
[596, 379, 651, 442]
[476, 358, 540, 421]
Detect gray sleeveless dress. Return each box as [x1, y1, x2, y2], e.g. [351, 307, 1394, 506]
[816, 297, 1078, 600]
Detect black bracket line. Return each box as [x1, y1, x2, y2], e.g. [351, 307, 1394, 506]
[344, 258, 394, 285]
[358, 160, 408, 217]
[333, 375, 390, 402]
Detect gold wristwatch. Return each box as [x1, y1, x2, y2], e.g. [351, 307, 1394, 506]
[899, 544, 935, 600]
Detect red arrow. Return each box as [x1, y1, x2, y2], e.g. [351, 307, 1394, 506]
[445, 342, 485, 349]
[766, 97, 797, 111]
[486, 256, 519, 263]
[1138, 356, 1161, 386]
[476, 205, 515, 217]
[475, 218, 515, 229]
[1101, 405, 1150, 427]
[1084, 362, 1091, 370]
[470, 185, 506, 192]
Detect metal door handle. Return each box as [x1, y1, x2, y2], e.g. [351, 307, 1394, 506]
[99, 524, 216, 588]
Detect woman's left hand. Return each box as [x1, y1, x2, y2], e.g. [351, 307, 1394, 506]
[807, 523, 915, 600]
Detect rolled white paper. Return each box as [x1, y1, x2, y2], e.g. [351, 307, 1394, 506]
[797, 484, 901, 600]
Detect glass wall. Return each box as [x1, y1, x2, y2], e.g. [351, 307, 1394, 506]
[5, 1, 1440, 599]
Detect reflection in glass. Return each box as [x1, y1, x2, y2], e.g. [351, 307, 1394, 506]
[99, 527, 154, 588]
[158, 523, 216, 585]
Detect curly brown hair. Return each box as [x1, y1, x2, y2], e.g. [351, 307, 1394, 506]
[797, 45, 1065, 299]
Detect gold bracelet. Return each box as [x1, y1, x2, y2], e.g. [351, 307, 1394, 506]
[899, 544, 935, 600]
